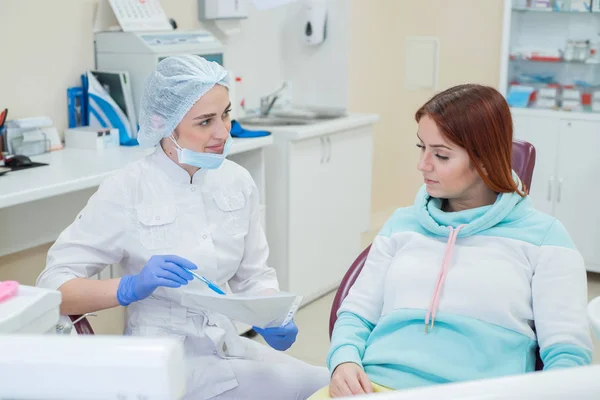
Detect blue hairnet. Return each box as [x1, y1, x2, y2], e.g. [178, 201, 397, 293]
[137, 55, 230, 147]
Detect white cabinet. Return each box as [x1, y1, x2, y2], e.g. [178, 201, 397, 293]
[265, 115, 378, 304]
[512, 112, 600, 272]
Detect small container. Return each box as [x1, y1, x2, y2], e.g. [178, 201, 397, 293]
[539, 87, 559, 97]
[564, 40, 575, 61]
[587, 42, 600, 63]
[11, 133, 50, 157]
[563, 87, 582, 100]
[534, 97, 558, 109]
[575, 40, 590, 62]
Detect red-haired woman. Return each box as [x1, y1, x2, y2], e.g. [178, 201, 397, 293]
[318, 84, 592, 398]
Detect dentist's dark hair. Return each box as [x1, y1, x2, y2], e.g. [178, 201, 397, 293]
[415, 84, 525, 197]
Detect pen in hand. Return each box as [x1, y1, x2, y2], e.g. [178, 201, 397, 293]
[188, 269, 226, 295]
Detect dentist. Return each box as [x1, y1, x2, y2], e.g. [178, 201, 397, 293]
[37, 55, 329, 400]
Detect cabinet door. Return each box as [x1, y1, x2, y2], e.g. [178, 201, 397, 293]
[554, 120, 600, 272]
[323, 127, 373, 286]
[288, 135, 332, 299]
[512, 113, 560, 216]
[288, 128, 373, 301]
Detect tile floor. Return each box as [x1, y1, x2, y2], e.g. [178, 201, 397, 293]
[253, 273, 600, 367]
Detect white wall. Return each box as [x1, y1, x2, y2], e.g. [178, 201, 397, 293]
[0, 0, 349, 135]
[281, 0, 349, 109]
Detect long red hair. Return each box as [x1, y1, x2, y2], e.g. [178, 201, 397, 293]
[415, 84, 524, 197]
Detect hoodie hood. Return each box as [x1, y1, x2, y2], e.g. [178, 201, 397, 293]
[415, 172, 531, 238]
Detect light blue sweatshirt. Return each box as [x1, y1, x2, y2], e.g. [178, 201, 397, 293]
[328, 183, 592, 390]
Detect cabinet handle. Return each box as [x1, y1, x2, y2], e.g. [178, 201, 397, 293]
[547, 176, 554, 201]
[319, 137, 325, 164]
[557, 178, 563, 203]
[326, 137, 332, 163]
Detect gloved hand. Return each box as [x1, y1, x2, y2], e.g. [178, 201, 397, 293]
[253, 321, 298, 351]
[117, 255, 197, 306]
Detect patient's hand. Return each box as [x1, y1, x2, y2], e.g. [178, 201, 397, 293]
[329, 362, 374, 397]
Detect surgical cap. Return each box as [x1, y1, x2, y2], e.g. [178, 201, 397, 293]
[137, 55, 230, 147]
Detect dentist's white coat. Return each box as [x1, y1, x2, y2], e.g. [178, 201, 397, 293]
[38, 146, 328, 400]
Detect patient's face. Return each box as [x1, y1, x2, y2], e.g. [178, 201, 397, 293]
[416, 115, 482, 200]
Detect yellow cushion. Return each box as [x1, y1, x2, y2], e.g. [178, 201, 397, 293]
[308, 382, 392, 399]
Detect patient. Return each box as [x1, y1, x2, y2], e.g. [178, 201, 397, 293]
[318, 84, 592, 398]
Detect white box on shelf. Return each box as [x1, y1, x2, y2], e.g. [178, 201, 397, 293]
[563, 88, 582, 100]
[539, 87, 559, 98]
[592, 102, 600, 111]
[65, 127, 120, 150]
[534, 97, 558, 108]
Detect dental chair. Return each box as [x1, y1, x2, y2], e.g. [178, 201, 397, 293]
[328, 140, 542, 368]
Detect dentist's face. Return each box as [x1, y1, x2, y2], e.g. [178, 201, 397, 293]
[172, 84, 232, 154]
[416, 115, 482, 200]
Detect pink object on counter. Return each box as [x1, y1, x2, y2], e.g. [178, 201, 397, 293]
[0, 281, 19, 302]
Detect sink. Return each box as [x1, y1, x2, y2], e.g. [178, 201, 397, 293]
[236, 116, 317, 126]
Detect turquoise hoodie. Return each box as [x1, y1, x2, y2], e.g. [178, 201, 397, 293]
[327, 182, 592, 390]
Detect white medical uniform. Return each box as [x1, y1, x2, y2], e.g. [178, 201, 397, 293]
[37, 146, 329, 399]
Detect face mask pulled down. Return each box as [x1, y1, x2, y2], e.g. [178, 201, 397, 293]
[169, 135, 233, 169]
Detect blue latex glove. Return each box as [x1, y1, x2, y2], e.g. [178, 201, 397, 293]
[117, 255, 197, 306]
[253, 321, 298, 351]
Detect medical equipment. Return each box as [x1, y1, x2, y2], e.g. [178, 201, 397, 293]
[352, 364, 600, 399]
[95, 29, 224, 116]
[0, 282, 61, 333]
[0, 335, 186, 400]
[65, 126, 120, 150]
[95, 0, 174, 32]
[0, 283, 186, 399]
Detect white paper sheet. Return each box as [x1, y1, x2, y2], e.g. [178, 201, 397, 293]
[181, 289, 303, 329]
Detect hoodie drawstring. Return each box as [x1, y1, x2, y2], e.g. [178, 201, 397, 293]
[424, 224, 465, 334]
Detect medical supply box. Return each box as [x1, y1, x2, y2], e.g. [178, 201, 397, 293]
[65, 127, 120, 150]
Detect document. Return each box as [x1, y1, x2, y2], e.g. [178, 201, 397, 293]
[181, 290, 303, 329]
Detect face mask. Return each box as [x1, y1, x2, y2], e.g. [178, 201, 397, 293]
[169, 135, 233, 169]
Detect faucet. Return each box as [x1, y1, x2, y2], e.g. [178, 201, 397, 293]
[259, 82, 288, 117]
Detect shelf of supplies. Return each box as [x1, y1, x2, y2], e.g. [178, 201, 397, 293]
[510, 56, 600, 65]
[512, 8, 597, 14]
[510, 106, 600, 121]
